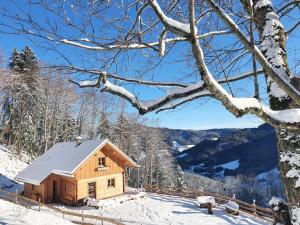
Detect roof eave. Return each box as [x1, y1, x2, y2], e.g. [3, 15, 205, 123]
[15, 176, 41, 185]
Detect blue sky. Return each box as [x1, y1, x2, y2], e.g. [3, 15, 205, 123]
[0, 2, 299, 130]
[0, 34, 263, 130]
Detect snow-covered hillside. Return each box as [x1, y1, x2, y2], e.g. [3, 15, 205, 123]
[0, 145, 28, 192]
[172, 141, 195, 152]
[0, 199, 74, 225]
[58, 193, 270, 225]
[0, 145, 271, 225]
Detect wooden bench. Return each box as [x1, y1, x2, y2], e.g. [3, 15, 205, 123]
[224, 200, 239, 215]
[196, 196, 215, 215]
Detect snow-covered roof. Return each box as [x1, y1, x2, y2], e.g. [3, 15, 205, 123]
[16, 139, 138, 185]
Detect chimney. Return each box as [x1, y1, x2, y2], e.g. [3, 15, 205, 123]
[75, 136, 83, 146]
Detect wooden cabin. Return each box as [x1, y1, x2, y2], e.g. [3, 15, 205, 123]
[16, 138, 138, 205]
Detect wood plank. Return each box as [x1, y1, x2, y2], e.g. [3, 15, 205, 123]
[74, 145, 126, 180]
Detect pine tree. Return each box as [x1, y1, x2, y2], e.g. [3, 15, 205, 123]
[111, 112, 130, 150]
[9, 48, 22, 71]
[176, 164, 185, 190]
[97, 112, 110, 139]
[4, 46, 41, 155]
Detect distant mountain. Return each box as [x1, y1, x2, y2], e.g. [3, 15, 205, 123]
[162, 124, 279, 180]
[161, 127, 235, 147]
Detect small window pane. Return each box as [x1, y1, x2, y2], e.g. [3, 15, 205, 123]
[107, 178, 115, 188]
[98, 157, 106, 167]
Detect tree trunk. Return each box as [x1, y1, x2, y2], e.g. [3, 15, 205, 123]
[240, 1, 300, 223]
[276, 129, 300, 224]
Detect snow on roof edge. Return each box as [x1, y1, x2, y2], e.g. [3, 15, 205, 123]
[15, 176, 41, 186]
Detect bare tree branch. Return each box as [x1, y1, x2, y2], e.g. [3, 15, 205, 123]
[205, 0, 300, 106]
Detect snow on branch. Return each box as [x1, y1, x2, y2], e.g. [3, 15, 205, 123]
[68, 65, 259, 88]
[187, 0, 300, 129]
[156, 91, 212, 113]
[101, 80, 207, 115]
[68, 66, 189, 88]
[150, 0, 197, 36]
[58, 31, 228, 52]
[69, 66, 264, 114]
[69, 78, 101, 88]
[205, 0, 300, 106]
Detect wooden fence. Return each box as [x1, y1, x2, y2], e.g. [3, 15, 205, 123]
[1, 186, 275, 224]
[0, 189, 124, 225]
[144, 184, 274, 223]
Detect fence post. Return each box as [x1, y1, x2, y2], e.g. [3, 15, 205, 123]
[15, 189, 18, 204]
[81, 210, 84, 223]
[101, 206, 104, 225]
[253, 199, 257, 216]
[38, 197, 41, 212]
[232, 194, 236, 199]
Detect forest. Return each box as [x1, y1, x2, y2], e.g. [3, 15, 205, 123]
[0, 47, 180, 189]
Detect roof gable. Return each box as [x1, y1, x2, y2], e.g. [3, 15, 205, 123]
[16, 139, 138, 185]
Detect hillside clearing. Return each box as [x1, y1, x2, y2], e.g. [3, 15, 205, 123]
[56, 193, 270, 225]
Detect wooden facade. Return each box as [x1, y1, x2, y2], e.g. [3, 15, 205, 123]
[23, 142, 136, 205]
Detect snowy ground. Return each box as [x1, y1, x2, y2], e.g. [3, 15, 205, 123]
[0, 199, 74, 225]
[0, 145, 271, 225]
[57, 193, 270, 225]
[0, 145, 28, 192]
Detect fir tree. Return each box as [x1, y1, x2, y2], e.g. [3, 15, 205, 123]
[4, 46, 41, 155]
[111, 112, 130, 150]
[176, 164, 185, 190]
[9, 48, 22, 71]
[97, 111, 110, 139]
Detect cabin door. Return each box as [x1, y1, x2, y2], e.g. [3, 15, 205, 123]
[88, 182, 96, 199]
[53, 180, 58, 202]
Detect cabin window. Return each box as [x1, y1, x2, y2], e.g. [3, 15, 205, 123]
[88, 182, 96, 199]
[98, 157, 106, 167]
[31, 184, 35, 191]
[64, 182, 67, 191]
[107, 178, 115, 188]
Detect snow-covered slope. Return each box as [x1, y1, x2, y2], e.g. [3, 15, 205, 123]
[59, 193, 270, 225]
[0, 145, 28, 180]
[0, 145, 28, 192]
[0, 199, 74, 225]
[0, 145, 270, 225]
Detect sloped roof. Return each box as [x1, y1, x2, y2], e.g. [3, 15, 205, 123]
[16, 139, 138, 185]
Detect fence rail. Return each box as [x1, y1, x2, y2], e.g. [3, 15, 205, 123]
[144, 184, 274, 223]
[0, 189, 124, 225]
